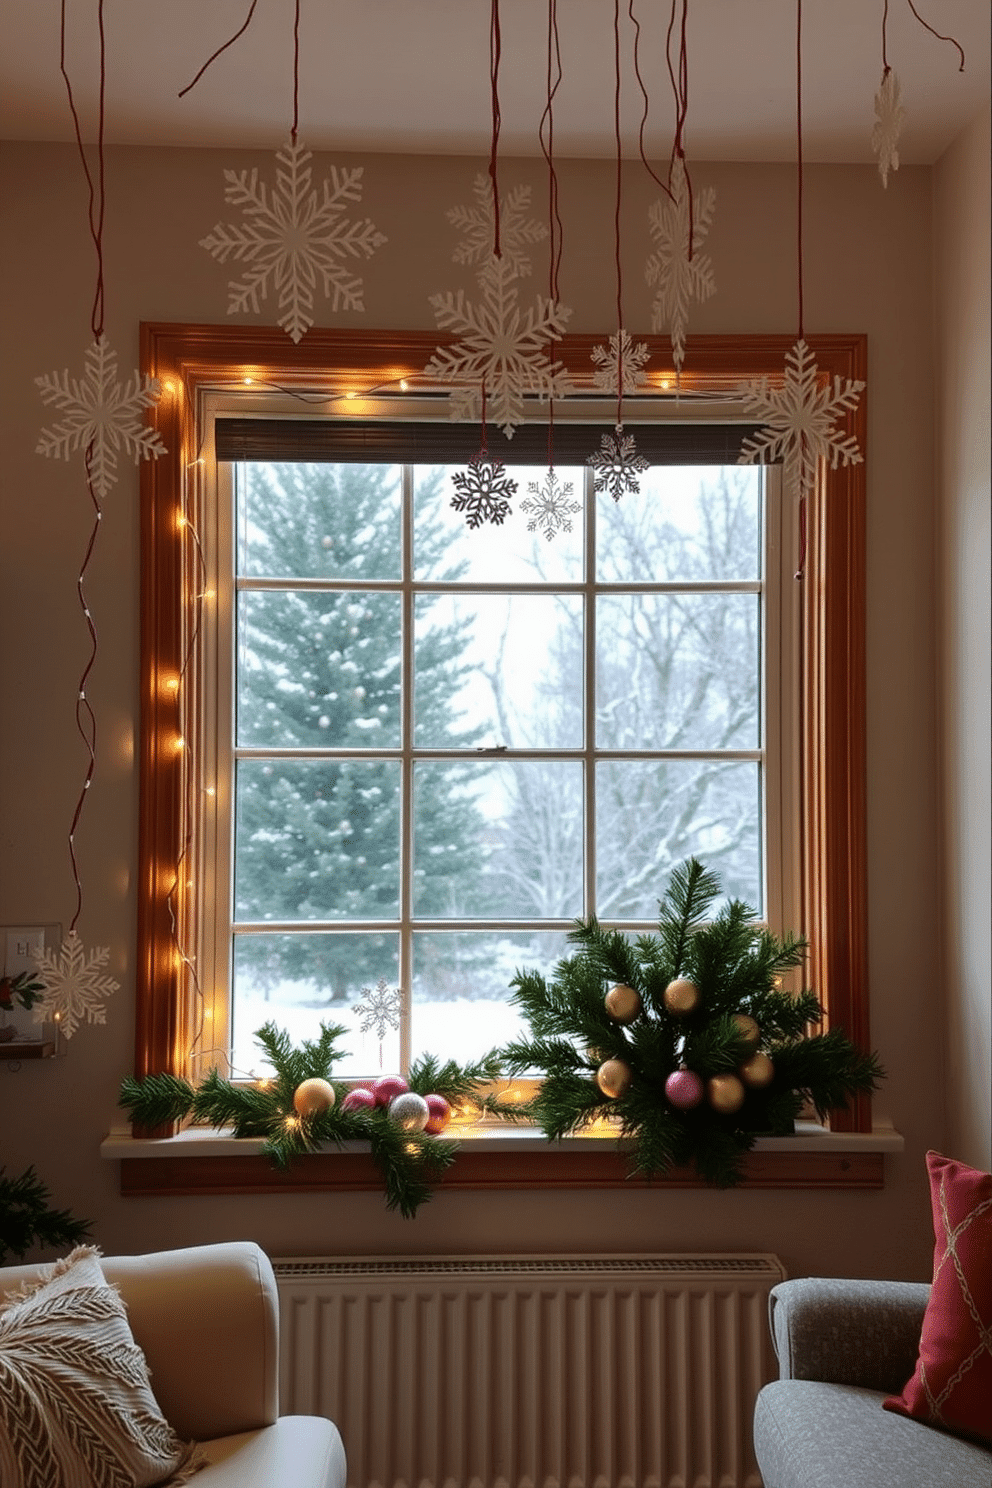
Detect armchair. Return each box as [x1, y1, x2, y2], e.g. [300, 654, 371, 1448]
[0, 1240, 346, 1488]
[753, 1277, 992, 1488]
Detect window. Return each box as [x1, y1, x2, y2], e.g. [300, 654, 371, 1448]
[138, 325, 869, 1137]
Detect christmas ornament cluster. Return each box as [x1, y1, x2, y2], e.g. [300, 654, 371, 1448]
[120, 1023, 499, 1218]
[496, 858, 883, 1187]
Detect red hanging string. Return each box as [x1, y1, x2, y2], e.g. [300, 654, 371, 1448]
[881, 0, 891, 74]
[612, 0, 624, 430]
[178, 0, 260, 98]
[291, 0, 301, 144]
[59, 0, 105, 338]
[905, 0, 965, 71]
[489, 0, 503, 258]
[629, 0, 674, 200]
[539, 0, 565, 470]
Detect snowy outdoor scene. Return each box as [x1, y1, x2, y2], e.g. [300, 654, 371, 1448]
[228, 455, 764, 1078]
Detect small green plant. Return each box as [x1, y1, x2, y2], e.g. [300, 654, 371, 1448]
[0, 1166, 91, 1265]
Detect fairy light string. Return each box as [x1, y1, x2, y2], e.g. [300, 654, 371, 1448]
[59, 0, 108, 933]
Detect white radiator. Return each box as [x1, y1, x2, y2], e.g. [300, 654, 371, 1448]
[274, 1253, 785, 1488]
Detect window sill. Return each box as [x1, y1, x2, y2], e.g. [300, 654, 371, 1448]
[102, 1121, 902, 1196]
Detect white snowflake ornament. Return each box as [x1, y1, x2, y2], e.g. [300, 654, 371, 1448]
[872, 70, 905, 188]
[200, 139, 387, 343]
[645, 158, 717, 371]
[450, 456, 518, 528]
[448, 175, 547, 278]
[31, 931, 119, 1039]
[736, 338, 864, 503]
[36, 336, 167, 499]
[355, 977, 402, 1041]
[521, 469, 581, 540]
[587, 426, 650, 503]
[426, 257, 572, 437]
[590, 329, 651, 396]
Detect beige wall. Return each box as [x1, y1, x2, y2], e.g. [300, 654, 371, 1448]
[0, 138, 958, 1279]
[934, 104, 992, 1173]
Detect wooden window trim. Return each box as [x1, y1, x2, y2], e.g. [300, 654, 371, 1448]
[136, 323, 869, 1171]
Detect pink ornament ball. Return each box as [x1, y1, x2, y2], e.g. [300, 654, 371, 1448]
[341, 1087, 377, 1115]
[424, 1093, 452, 1134]
[665, 1068, 705, 1110]
[372, 1075, 408, 1107]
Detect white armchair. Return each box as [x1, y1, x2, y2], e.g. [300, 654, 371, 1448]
[0, 1240, 347, 1488]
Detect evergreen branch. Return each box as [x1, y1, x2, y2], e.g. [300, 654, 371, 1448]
[192, 1068, 281, 1136]
[407, 1050, 503, 1106]
[498, 1036, 587, 1078]
[0, 1166, 91, 1265]
[658, 857, 722, 972]
[119, 1072, 196, 1128]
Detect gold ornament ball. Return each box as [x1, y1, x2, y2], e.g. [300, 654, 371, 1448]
[663, 978, 701, 1016]
[596, 1058, 634, 1100]
[707, 1073, 746, 1114]
[292, 1077, 336, 1117]
[604, 983, 643, 1024]
[732, 1013, 761, 1051]
[740, 1051, 775, 1088]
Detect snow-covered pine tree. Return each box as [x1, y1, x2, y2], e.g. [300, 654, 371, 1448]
[234, 460, 485, 1000]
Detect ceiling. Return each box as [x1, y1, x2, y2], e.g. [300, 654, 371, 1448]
[0, 1, 988, 164]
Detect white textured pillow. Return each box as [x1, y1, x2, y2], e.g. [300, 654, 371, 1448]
[0, 1246, 203, 1488]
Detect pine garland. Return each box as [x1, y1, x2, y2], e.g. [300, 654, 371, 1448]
[119, 1023, 501, 1218]
[495, 858, 884, 1187]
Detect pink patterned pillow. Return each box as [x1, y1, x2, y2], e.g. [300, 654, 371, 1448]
[883, 1151, 992, 1444]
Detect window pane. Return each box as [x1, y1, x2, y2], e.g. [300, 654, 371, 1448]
[237, 591, 401, 747]
[597, 466, 761, 582]
[415, 594, 583, 749]
[596, 759, 761, 917]
[234, 759, 401, 920]
[231, 931, 400, 1078]
[596, 593, 760, 750]
[413, 761, 584, 919]
[411, 930, 570, 1065]
[237, 462, 401, 579]
[413, 464, 584, 583]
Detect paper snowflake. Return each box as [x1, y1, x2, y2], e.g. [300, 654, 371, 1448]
[425, 257, 572, 437]
[521, 469, 581, 540]
[645, 158, 717, 370]
[590, 329, 651, 396]
[872, 69, 905, 188]
[450, 456, 518, 528]
[30, 931, 119, 1039]
[447, 175, 547, 278]
[736, 338, 865, 503]
[36, 336, 166, 500]
[587, 426, 650, 503]
[200, 138, 387, 343]
[355, 977, 402, 1041]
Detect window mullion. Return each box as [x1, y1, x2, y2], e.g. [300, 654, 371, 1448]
[399, 462, 415, 1074]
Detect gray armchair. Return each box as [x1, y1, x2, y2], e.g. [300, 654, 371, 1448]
[753, 1277, 992, 1488]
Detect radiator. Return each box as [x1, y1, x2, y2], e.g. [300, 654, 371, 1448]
[274, 1253, 785, 1488]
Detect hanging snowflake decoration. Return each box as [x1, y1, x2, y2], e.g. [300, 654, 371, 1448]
[355, 977, 403, 1041]
[871, 70, 905, 188]
[30, 931, 119, 1039]
[450, 455, 519, 528]
[736, 338, 865, 503]
[425, 257, 573, 437]
[35, 336, 167, 500]
[587, 426, 650, 503]
[520, 469, 581, 541]
[590, 329, 651, 396]
[447, 175, 548, 278]
[200, 138, 387, 343]
[645, 158, 717, 371]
